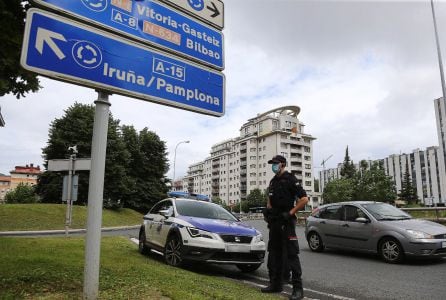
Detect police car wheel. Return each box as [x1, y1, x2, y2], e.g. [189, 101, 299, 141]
[138, 227, 150, 255]
[236, 263, 262, 273]
[307, 231, 324, 252]
[165, 234, 183, 267]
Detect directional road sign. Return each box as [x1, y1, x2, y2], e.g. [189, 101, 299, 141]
[32, 0, 224, 70]
[159, 0, 224, 29]
[21, 9, 225, 117]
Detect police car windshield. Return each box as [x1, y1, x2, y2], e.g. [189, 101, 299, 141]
[176, 200, 237, 221]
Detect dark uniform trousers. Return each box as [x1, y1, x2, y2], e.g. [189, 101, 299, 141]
[267, 218, 303, 289]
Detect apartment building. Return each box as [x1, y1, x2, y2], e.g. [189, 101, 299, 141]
[0, 164, 41, 203]
[434, 97, 446, 202]
[319, 147, 445, 205]
[183, 106, 316, 205]
[0, 175, 11, 203]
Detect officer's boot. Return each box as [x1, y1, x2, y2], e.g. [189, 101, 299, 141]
[289, 286, 304, 300]
[260, 284, 283, 293]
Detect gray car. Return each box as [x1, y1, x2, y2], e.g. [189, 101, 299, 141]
[305, 201, 446, 263]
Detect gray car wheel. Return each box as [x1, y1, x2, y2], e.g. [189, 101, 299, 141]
[379, 238, 404, 263]
[307, 231, 324, 252]
[165, 234, 183, 267]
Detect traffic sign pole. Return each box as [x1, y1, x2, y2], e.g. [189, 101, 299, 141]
[64, 155, 74, 236]
[83, 91, 110, 300]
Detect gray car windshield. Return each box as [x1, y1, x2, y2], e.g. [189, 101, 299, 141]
[362, 203, 411, 221]
[176, 200, 238, 221]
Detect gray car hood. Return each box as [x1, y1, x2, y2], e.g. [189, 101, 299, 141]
[383, 219, 446, 235]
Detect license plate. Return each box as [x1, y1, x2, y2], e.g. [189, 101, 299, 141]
[225, 244, 250, 253]
[442, 241, 446, 248]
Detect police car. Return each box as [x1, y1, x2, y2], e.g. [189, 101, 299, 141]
[138, 192, 266, 272]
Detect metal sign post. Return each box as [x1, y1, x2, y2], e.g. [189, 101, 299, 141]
[83, 91, 110, 300]
[64, 154, 74, 236]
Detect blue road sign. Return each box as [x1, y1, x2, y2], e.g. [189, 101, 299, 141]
[21, 9, 225, 116]
[32, 0, 224, 70]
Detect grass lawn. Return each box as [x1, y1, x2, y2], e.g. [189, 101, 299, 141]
[0, 204, 143, 231]
[0, 236, 279, 300]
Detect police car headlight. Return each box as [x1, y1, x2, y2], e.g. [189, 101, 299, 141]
[186, 227, 216, 239]
[252, 233, 263, 243]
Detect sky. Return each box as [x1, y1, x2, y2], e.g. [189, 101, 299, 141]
[1, 0, 446, 180]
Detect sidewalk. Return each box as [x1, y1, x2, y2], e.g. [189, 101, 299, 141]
[0, 225, 140, 236]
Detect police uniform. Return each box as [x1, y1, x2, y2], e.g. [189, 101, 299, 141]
[266, 169, 306, 295]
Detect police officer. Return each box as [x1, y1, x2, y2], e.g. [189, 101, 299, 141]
[261, 155, 308, 300]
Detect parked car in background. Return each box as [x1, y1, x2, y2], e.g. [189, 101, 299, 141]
[305, 201, 446, 263]
[139, 195, 266, 272]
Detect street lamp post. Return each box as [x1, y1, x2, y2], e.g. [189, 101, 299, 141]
[320, 154, 333, 204]
[173, 140, 190, 190]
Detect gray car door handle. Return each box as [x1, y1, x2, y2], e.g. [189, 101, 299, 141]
[342, 223, 349, 227]
[320, 221, 326, 224]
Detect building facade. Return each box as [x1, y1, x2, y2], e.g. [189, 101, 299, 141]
[182, 106, 316, 206]
[434, 97, 446, 202]
[319, 147, 445, 205]
[0, 164, 41, 204]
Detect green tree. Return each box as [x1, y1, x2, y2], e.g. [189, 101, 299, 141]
[340, 146, 356, 179]
[398, 163, 418, 204]
[212, 197, 230, 211]
[121, 127, 169, 213]
[354, 162, 396, 203]
[246, 188, 267, 209]
[1, 0, 40, 98]
[36, 103, 130, 208]
[322, 178, 355, 203]
[5, 183, 39, 203]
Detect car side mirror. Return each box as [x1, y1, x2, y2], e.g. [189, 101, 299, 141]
[159, 209, 172, 218]
[356, 217, 370, 223]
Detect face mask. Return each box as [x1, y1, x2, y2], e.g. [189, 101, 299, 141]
[272, 163, 280, 174]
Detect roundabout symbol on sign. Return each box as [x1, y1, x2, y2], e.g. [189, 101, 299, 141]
[72, 41, 102, 69]
[81, 0, 108, 12]
[187, 0, 204, 11]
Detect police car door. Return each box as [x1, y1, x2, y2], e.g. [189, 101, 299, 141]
[149, 200, 170, 247]
[157, 201, 175, 248]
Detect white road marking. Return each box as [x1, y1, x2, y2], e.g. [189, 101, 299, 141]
[130, 237, 354, 300]
[244, 274, 355, 300]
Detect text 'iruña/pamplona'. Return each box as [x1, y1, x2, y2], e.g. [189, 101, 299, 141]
[103, 63, 220, 106]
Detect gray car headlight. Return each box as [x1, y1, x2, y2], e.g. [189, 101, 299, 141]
[406, 229, 434, 239]
[252, 233, 263, 243]
[186, 227, 217, 239]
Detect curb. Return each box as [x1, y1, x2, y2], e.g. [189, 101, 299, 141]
[0, 225, 140, 236]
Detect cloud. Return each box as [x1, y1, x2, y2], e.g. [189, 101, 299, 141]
[1, 0, 445, 181]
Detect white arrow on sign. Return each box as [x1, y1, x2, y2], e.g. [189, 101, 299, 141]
[35, 27, 67, 59]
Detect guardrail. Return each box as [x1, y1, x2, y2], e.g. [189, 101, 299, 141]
[400, 206, 446, 222]
[239, 207, 446, 224]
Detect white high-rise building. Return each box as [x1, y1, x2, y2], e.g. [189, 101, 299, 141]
[434, 97, 446, 202]
[183, 106, 316, 205]
[319, 147, 445, 205]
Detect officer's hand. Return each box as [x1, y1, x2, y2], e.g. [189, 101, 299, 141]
[281, 211, 292, 221]
[263, 208, 272, 223]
